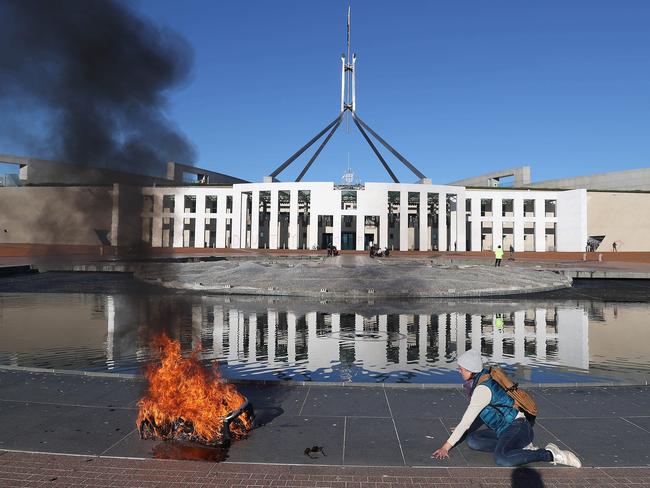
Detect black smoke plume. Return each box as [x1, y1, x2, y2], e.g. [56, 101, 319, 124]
[0, 0, 196, 175]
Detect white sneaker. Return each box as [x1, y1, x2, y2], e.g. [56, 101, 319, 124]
[545, 443, 582, 468]
[522, 442, 538, 450]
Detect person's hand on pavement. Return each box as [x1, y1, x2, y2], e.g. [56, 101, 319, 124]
[431, 447, 449, 459]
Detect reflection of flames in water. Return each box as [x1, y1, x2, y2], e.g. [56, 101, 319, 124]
[137, 334, 253, 446]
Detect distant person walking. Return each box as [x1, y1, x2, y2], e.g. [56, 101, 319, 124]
[494, 246, 504, 267]
[431, 350, 582, 467]
[508, 244, 515, 261]
[612, 242, 618, 252]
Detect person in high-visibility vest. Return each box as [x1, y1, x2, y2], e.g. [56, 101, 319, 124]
[494, 246, 504, 267]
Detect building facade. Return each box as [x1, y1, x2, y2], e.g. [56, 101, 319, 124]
[141, 182, 587, 252]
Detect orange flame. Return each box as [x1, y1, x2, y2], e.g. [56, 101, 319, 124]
[137, 333, 252, 444]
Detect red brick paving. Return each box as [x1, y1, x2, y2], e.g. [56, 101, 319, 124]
[0, 451, 648, 488]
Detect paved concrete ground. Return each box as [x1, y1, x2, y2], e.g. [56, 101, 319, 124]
[1, 370, 648, 471]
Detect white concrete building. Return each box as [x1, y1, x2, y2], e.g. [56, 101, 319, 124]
[140, 182, 587, 252]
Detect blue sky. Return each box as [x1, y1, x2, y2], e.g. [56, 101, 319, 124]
[6, 1, 650, 184]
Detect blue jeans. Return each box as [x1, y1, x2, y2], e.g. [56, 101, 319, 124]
[466, 418, 553, 467]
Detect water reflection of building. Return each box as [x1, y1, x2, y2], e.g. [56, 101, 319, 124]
[103, 297, 589, 374]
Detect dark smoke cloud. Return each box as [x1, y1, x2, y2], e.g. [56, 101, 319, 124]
[0, 0, 196, 175]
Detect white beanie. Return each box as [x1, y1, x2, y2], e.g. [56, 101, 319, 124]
[457, 349, 483, 373]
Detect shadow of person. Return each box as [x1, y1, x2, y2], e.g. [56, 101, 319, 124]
[511, 467, 544, 488]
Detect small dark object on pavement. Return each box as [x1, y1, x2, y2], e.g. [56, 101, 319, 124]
[304, 445, 327, 458]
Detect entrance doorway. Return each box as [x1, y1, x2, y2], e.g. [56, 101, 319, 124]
[321, 233, 333, 249]
[341, 232, 356, 250]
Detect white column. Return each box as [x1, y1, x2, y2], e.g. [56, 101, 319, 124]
[492, 314, 503, 362]
[419, 192, 428, 251]
[493, 218, 503, 251]
[228, 309, 239, 360]
[269, 189, 279, 249]
[331, 313, 341, 333]
[471, 314, 482, 352]
[356, 214, 365, 250]
[238, 310, 246, 355]
[151, 194, 163, 247]
[492, 196, 503, 251]
[231, 190, 242, 248]
[251, 191, 260, 249]
[456, 194, 466, 251]
[399, 315, 408, 367]
[438, 192, 447, 251]
[471, 197, 481, 251]
[514, 198, 524, 252]
[308, 214, 318, 250]
[268, 309, 277, 366]
[449, 197, 458, 252]
[216, 217, 226, 248]
[333, 213, 341, 249]
[418, 314, 429, 366]
[456, 313, 466, 355]
[192, 304, 202, 350]
[289, 189, 299, 250]
[239, 193, 248, 248]
[355, 314, 364, 332]
[449, 313, 458, 348]
[514, 311, 525, 363]
[399, 191, 409, 251]
[248, 313, 257, 362]
[535, 308, 547, 360]
[287, 311, 297, 363]
[380, 212, 389, 249]
[556, 309, 589, 369]
[173, 210, 184, 248]
[438, 314, 447, 364]
[195, 199, 206, 249]
[535, 198, 545, 252]
[306, 311, 317, 360]
[213, 305, 224, 358]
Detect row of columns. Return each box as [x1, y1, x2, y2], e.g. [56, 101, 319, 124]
[145, 190, 558, 252]
[178, 308, 586, 370]
[102, 298, 588, 372]
[231, 189, 462, 251]
[468, 196, 556, 252]
[148, 193, 232, 248]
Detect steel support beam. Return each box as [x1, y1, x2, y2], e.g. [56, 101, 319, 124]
[353, 112, 427, 180]
[296, 116, 343, 182]
[352, 113, 399, 183]
[270, 114, 343, 179]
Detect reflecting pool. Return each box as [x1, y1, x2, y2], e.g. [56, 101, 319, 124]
[1, 288, 648, 384]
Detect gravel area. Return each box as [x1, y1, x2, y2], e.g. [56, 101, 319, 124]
[134, 255, 572, 298]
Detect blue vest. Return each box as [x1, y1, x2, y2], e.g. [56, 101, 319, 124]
[471, 368, 520, 436]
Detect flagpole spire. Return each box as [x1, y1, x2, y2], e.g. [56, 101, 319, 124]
[341, 4, 356, 121]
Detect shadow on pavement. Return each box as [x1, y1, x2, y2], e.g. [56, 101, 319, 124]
[512, 467, 544, 487]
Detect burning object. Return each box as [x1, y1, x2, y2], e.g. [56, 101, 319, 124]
[137, 334, 253, 446]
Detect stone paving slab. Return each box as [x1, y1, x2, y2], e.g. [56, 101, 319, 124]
[539, 418, 650, 467]
[301, 387, 391, 418]
[1, 370, 649, 472]
[536, 387, 650, 417]
[0, 373, 143, 408]
[0, 451, 649, 487]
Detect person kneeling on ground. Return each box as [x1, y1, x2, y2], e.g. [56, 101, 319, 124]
[431, 349, 581, 468]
